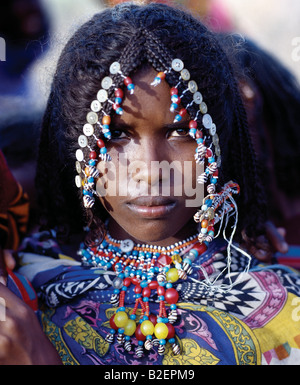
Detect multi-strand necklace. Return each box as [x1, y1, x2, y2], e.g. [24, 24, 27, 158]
[80, 231, 207, 358]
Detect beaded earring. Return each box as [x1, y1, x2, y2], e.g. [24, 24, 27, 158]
[74, 62, 135, 208]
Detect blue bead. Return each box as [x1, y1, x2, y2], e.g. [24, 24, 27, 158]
[143, 297, 149, 302]
[117, 307, 125, 312]
[163, 317, 169, 324]
[130, 314, 136, 320]
[157, 317, 163, 323]
[208, 157, 215, 163]
[163, 266, 169, 272]
[190, 249, 199, 258]
[170, 304, 177, 310]
[118, 328, 124, 334]
[110, 329, 116, 334]
[100, 147, 108, 154]
[183, 258, 192, 265]
[115, 97, 122, 104]
[125, 335, 130, 341]
[196, 138, 203, 144]
[88, 159, 96, 166]
[211, 177, 217, 184]
[122, 286, 128, 291]
[102, 124, 110, 130]
[138, 340, 144, 346]
[116, 107, 123, 115]
[127, 83, 135, 90]
[174, 114, 182, 122]
[166, 283, 172, 289]
[159, 339, 166, 345]
[158, 295, 165, 301]
[114, 289, 120, 294]
[169, 338, 175, 344]
[146, 335, 152, 340]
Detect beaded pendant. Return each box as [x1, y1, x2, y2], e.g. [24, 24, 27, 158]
[80, 235, 207, 357]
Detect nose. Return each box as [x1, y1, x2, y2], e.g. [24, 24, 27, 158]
[129, 137, 165, 188]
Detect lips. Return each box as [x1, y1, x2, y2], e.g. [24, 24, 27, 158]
[126, 196, 177, 218]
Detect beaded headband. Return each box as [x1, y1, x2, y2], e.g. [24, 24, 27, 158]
[75, 56, 240, 246]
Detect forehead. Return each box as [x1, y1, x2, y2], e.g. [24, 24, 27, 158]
[112, 66, 176, 127]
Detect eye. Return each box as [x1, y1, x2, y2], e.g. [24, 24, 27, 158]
[110, 129, 129, 140]
[168, 127, 190, 138]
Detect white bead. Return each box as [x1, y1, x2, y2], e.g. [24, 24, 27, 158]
[97, 89, 108, 102]
[86, 111, 98, 125]
[83, 123, 94, 136]
[188, 80, 198, 93]
[101, 76, 113, 90]
[78, 135, 88, 148]
[172, 58, 184, 72]
[75, 149, 84, 162]
[91, 100, 101, 112]
[109, 61, 121, 75]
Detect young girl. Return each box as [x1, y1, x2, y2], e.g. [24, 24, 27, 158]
[1, 2, 299, 365]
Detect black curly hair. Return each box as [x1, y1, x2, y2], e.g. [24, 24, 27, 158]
[35, 2, 267, 245]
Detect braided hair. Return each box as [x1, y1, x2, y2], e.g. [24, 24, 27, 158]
[36, 2, 267, 245]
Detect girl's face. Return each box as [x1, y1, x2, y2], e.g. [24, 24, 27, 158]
[96, 67, 204, 245]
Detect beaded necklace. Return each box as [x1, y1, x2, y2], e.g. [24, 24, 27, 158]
[80, 232, 207, 357]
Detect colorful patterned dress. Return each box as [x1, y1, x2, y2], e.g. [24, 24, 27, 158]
[16, 231, 300, 365]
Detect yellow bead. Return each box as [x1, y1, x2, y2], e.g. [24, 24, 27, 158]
[140, 320, 155, 336]
[114, 311, 128, 328]
[166, 268, 179, 283]
[123, 319, 137, 336]
[171, 253, 182, 263]
[154, 323, 169, 340]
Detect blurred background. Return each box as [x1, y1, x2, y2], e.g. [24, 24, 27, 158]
[0, 0, 299, 254]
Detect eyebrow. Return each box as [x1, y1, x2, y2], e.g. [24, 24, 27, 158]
[110, 119, 190, 131]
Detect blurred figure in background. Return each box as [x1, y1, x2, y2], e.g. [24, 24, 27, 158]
[220, 34, 300, 266]
[0, 0, 51, 226]
[105, 0, 234, 31]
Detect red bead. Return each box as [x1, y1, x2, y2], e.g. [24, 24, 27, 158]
[148, 314, 157, 326]
[165, 288, 179, 304]
[123, 277, 131, 287]
[166, 323, 175, 339]
[89, 151, 97, 159]
[157, 286, 165, 296]
[142, 287, 151, 297]
[192, 243, 207, 255]
[97, 139, 105, 148]
[124, 77, 132, 86]
[213, 170, 219, 177]
[148, 281, 158, 290]
[115, 88, 124, 98]
[189, 120, 198, 129]
[134, 285, 142, 294]
[131, 277, 141, 286]
[195, 130, 203, 139]
[112, 103, 120, 110]
[135, 324, 146, 341]
[170, 87, 178, 95]
[179, 108, 187, 117]
[109, 314, 118, 330]
[206, 148, 213, 158]
[157, 254, 172, 267]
